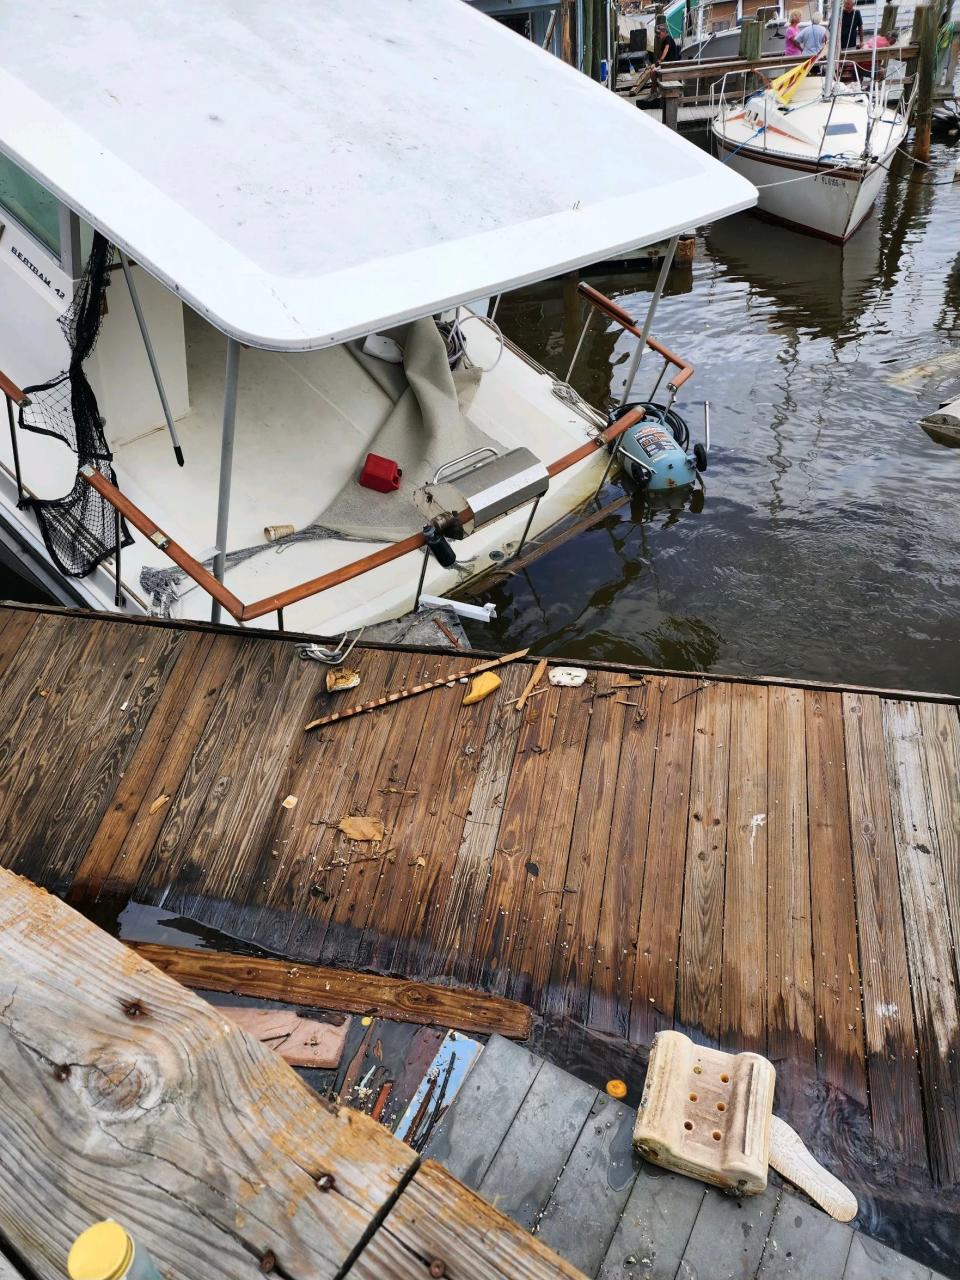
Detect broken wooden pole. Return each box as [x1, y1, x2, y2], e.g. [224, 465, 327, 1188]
[303, 648, 529, 730]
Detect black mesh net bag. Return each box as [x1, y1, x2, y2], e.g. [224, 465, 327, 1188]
[18, 232, 132, 577]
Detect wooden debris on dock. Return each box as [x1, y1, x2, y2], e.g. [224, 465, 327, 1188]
[134, 943, 533, 1039]
[337, 814, 385, 842]
[215, 1005, 349, 1068]
[303, 648, 529, 729]
[515, 657, 548, 713]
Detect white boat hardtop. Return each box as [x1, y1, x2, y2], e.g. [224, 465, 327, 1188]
[0, 0, 755, 351]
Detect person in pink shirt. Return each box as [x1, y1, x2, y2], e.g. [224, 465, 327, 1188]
[784, 9, 804, 55]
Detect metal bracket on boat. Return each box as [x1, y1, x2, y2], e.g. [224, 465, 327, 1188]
[297, 627, 365, 666]
[414, 448, 549, 538]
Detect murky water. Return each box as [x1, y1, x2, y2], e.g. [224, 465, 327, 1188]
[471, 138, 960, 696]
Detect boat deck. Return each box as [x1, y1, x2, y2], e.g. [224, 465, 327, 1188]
[1, 603, 958, 1274]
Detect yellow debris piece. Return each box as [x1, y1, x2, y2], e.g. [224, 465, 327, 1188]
[606, 1078, 628, 1099]
[463, 671, 502, 705]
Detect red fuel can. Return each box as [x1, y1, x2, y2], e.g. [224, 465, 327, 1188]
[359, 453, 402, 493]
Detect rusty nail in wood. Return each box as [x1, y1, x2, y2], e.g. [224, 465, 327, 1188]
[53, 1064, 71, 1082]
[122, 999, 146, 1018]
[315, 1171, 336, 1191]
[259, 1250, 276, 1273]
[428, 1260, 446, 1278]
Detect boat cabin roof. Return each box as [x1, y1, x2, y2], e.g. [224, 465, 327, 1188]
[0, 0, 755, 351]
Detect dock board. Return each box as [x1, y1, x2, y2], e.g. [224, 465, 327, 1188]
[1, 604, 959, 1275]
[0, 872, 586, 1280]
[426, 1036, 948, 1280]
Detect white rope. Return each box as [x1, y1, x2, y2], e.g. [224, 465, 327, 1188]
[751, 156, 862, 187]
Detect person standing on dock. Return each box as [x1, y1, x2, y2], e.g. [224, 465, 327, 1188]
[655, 19, 682, 62]
[797, 12, 829, 59]
[784, 9, 804, 55]
[838, 0, 864, 49]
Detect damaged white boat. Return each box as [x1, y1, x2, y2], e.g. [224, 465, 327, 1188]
[0, 0, 754, 635]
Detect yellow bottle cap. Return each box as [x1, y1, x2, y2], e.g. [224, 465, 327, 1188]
[67, 1220, 133, 1280]
[606, 1078, 628, 1099]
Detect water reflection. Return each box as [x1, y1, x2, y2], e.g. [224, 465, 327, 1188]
[470, 141, 960, 694]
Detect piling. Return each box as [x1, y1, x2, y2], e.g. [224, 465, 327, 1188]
[880, 3, 899, 40]
[661, 81, 682, 130]
[738, 17, 763, 60]
[911, 3, 937, 162]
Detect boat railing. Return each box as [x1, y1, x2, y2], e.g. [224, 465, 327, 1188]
[2, 359, 667, 631]
[710, 51, 909, 136]
[570, 282, 694, 399]
[1, 372, 30, 510]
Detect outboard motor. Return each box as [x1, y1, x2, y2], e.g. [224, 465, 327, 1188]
[613, 402, 708, 492]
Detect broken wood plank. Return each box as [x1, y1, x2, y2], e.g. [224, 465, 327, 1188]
[214, 1004, 349, 1068]
[423, 1035, 542, 1188]
[0, 869, 415, 1280]
[515, 657, 549, 713]
[347, 1158, 589, 1280]
[133, 943, 532, 1039]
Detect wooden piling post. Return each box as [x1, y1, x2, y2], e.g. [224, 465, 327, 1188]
[911, 3, 937, 163]
[561, 0, 575, 66]
[739, 16, 763, 60]
[880, 3, 899, 40]
[661, 80, 682, 130]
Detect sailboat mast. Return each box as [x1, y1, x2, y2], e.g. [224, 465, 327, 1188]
[822, 0, 842, 97]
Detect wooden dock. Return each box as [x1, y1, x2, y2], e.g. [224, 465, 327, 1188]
[424, 1035, 947, 1280]
[0, 603, 958, 1274]
[0, 869, 585, 1280]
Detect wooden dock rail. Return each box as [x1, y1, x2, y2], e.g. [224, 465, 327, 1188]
[0, 603, 958, 1275]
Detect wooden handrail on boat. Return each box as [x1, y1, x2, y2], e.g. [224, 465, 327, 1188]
[0, 370, 29, 407]
[80, 465, 246, 619]
[240, 407, 646, 621]
[79, 409, 646, 624]
[577, 282, 694, 391]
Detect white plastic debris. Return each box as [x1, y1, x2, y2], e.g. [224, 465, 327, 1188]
[548, 666, 588, 688]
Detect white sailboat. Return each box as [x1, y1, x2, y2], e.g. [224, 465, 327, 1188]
[0, 1, 755, 636]
[710, 7, 912, 241]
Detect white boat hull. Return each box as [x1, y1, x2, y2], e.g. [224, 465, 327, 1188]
[711, 136, 885, 242]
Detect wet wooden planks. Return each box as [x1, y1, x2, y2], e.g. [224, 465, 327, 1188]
[1, 605, 960, 1217]
[426, 1036, 948, 1280]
